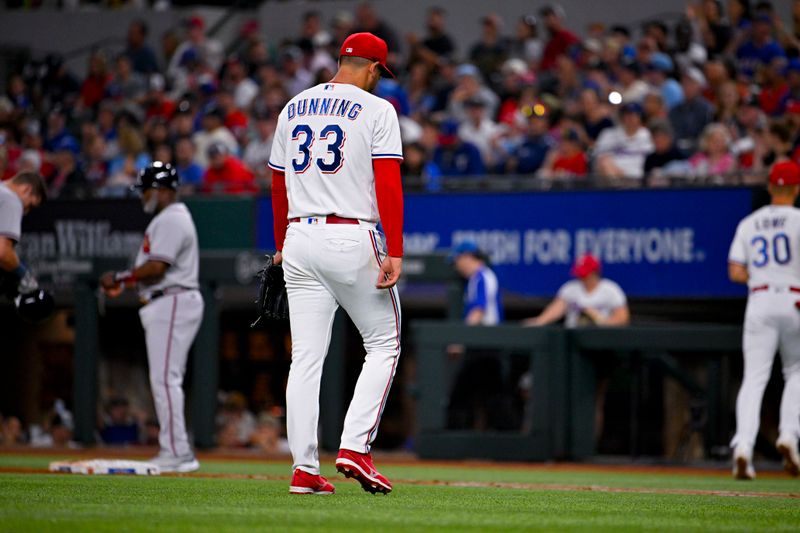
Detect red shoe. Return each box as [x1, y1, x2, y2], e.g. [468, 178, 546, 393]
[289, 469, 335, 495]
[335, 449, 392, 494]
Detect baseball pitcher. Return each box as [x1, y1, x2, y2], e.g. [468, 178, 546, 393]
[100, 162, 203, 473]
[269, 32, 404, 495]
[728, 161, 800, 480]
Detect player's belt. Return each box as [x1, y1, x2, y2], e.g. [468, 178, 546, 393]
[289, 215, 360, 225]
[141, 286, 197, 305]
[750, 285, 800, 294]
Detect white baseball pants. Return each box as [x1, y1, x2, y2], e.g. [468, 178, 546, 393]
[282, 220, 401, 475]
[139, 290, 204, 457]
[732, 289, 800, 449]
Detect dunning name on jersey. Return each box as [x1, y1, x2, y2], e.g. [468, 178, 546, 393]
[287, 98, 363, 121]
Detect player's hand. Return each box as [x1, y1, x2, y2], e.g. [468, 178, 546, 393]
[99, 271, 123, 298]
[273, 251, 283, 266]
[582, 307, 602, 324]
[377, 256, 402, 289]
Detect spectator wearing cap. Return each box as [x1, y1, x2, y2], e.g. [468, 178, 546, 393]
[105, 54, 147, 103]
[511, 15, 543, 66]
[100, 397, 140, 445]
[689, 122, 737, 179]
[174, 136, 204, 191]
[594, 102, 654, 180]
[539, 4, 580, 72]
[615, 59, 649, 104]
[469, 14, 511, 85]
[447, 241, 514, 431]
[447, 64, 500, 123]
[202, 142, 256, 194]
[458, 97, 505, 169]
[432, 120, 486, 177]
[759, 56, 790, 116]
[167, 15, 224, 83]
[778, 59, 800, 114]
[124, 19, 159, 75]
[46, 136, 88, 199]
[579, 88, 613, 143]
[192, 104, 238, 168]
[524, 253, 629, 328]
[669, 67, 714, 153]
[644, 53, 684, 110]
[538, 128, 588, 179]
[506, 111, 553, 175]
[243, 113, 276, 185]
[44, 106, 76, 153]
[736, 14, 786, 80]
[644, 121, 689, 181]
[451, 240, 503, 325]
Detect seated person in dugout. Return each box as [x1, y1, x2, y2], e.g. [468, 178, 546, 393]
[523, 253, 629, 328]
[523, 253, 630, 442]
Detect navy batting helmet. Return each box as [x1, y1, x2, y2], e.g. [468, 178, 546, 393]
[15, 290, 55, 323]
[132, 161, 179, 191]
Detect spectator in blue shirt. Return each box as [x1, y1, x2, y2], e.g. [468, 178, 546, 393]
[505, 112, 553, 174]
[644, 53, 684, 110]
[174, 136, 204, 191]
[447, 240, 514, 431]
[432, 120, 486, 177]
[450, 240, 503, 325]
[123, 20, 160, 75]
[736, 15, 785, 80]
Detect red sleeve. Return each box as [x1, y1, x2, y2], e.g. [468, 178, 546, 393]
[373, 158, 404, 257]
[271, 170, 289, 251]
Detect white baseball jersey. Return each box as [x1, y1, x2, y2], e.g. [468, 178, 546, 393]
[0, 184, 23, 243]
[134, 202, 200, 299]
[728, 205, 800, 289]
[728, 203, 800, 453]
[557, 278, 627, 328]
[268, 82, 403, 222]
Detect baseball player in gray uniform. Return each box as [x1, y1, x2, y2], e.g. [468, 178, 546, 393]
[100, 162, 203, 472]
[0, 172, 46, 300]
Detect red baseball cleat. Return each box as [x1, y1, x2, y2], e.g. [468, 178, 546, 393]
[289, 469, 335, 495]
[335, 449, 392, 494]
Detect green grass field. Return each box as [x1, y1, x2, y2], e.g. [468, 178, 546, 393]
[0, 453, 798, 532]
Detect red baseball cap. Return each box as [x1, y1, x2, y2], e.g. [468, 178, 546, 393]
[571, 254, 602, 279]
[769, 161, 800, 186]
[339, 32, 394, 78]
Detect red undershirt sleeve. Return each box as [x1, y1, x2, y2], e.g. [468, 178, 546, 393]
[271, 170, 289, 251]
[373, 158, 404, 257]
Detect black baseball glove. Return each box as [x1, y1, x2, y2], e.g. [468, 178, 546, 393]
[251, 255, 289, 327]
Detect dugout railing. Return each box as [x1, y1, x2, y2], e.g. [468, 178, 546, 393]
[411, 321, 742, 461]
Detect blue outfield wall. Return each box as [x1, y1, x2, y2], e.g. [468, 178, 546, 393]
[256, 187, 754, 298]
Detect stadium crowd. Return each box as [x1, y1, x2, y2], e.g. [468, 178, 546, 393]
[2, 1, 800, 198]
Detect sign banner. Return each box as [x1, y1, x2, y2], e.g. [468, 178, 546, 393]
[257, 188, 753, 297]
[20, 199, 149, 285]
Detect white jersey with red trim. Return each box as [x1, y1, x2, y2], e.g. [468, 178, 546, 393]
[268, 82, 403, 222]
[728, 205, 800, 290]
